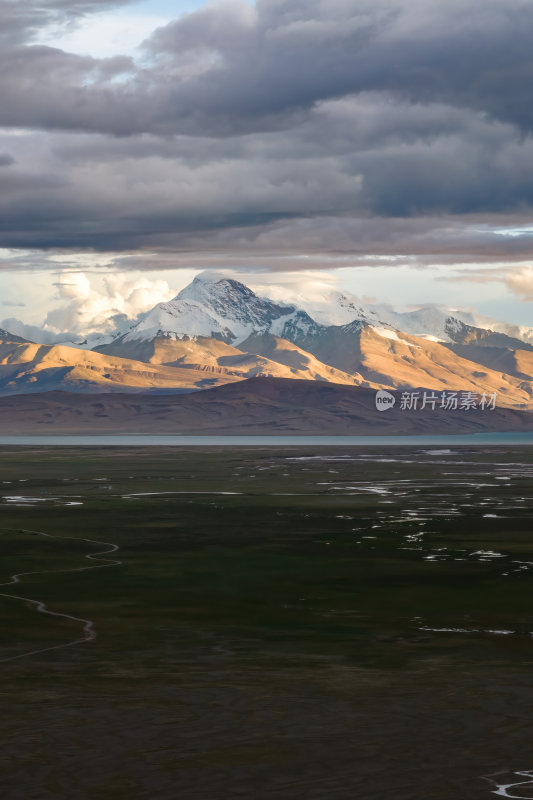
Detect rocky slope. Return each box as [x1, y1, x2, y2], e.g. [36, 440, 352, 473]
[96, 333, 359, 385]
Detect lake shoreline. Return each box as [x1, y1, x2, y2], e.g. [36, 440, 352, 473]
[1, 432, 533, 446]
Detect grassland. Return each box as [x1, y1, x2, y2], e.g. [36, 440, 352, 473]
[1, 446, 533, 799]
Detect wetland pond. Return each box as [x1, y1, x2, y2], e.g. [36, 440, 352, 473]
[1, 445, 533, 799]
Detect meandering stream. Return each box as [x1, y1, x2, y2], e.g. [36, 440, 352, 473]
[0, 529, 121, 663]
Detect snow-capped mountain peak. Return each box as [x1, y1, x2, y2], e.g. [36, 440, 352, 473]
[256, 281, 533, 345]
[121, 273, 297, 346]
[178, 274, 257, 306]
[263, 287, 377, 328]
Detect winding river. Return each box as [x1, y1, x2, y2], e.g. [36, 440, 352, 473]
[0, 529, 121, 663]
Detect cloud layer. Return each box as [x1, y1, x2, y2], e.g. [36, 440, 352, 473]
[2, 271, 175, 341]
[506, 267, 533, 302]
[2, 0, 533, 267]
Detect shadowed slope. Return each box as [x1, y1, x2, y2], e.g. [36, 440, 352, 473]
[0, 378, 529, 435]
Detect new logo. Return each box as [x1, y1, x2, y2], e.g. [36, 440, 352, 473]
[375, 390, 396, 412]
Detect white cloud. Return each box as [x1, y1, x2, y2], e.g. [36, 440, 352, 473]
[42, 271, 176, 336]
[246, 270, 341, 306]
[505, 266, 533, 301]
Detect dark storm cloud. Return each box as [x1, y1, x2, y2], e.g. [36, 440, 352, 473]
[2, 0, 533, 264]
[143, 0, 533, 133]
[3, 0, 533, 136]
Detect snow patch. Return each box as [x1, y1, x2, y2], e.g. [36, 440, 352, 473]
[373, 326, 421, 348]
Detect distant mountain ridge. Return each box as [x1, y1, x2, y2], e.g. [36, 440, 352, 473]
[0, 378, 530, 436]
[0, 327, 32, 344]
[276, 288, 533, 345]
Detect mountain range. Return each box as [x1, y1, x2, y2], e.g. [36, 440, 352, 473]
[0, 272, 532, 432]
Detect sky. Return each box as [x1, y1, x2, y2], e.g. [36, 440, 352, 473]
[1, 0, 533, 337]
